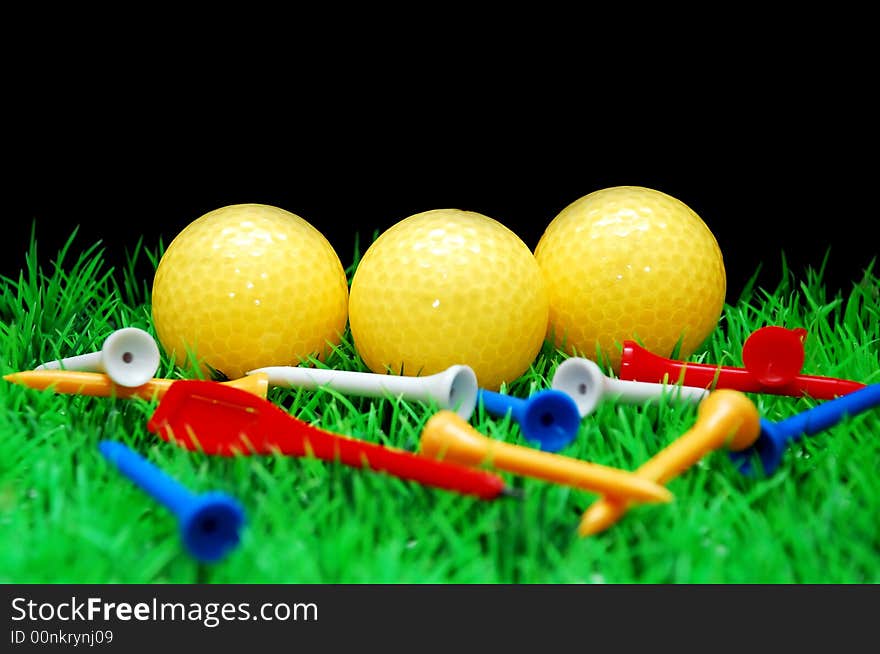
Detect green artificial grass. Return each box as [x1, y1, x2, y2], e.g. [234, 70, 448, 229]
[1, 229, 878, 583]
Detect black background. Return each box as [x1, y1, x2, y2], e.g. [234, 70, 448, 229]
[5, 123, 877, 304]
[4, 51, 877, 303]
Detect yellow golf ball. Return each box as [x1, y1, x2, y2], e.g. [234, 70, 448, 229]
[534, 186, 726, 372]
[349, 209, 549, 390]
[151, 203, 349, 379]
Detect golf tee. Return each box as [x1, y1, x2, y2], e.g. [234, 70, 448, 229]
[578, 390, 761, 536]
[421, 410, 673, 504]
[3, 370, 269, 401]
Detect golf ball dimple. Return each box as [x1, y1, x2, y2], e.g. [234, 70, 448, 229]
[349, 209, 549, 391]
[535, 186, 726, 372]
[151, 203, 349, 380]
